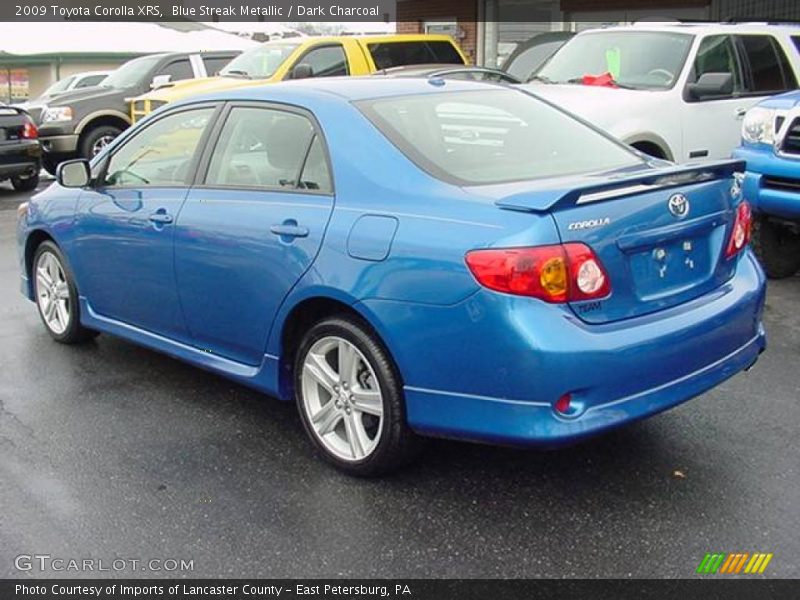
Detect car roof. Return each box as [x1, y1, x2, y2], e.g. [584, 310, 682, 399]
[576, 22, 800, 37]
[178, 76, 507, 107]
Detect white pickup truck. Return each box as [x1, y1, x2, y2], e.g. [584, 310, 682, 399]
[525, 23, 800, 162]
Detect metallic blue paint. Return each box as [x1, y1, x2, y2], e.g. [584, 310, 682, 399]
[17, 79, 767, 447]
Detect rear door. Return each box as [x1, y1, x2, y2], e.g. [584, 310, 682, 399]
[174, 103, 334, 366]
[548, 166, 740, 324]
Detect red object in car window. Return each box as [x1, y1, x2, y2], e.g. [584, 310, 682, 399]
[582, 72, 616, 87]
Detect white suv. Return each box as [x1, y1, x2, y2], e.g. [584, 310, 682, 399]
[525, 23, 800, 162]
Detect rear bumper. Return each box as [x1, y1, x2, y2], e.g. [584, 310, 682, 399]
[361, 251, 766, 446]
[733, 145, 800, 220]
[0, 141, 40, 179]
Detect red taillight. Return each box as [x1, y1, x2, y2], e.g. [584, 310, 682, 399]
[465, 243, 611, 303]
[21, 120, 38, 140]
[554, 393, 572, 414]
[725, 201, 752, 259]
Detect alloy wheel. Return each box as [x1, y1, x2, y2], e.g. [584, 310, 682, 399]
[300, 336, 384, 462]
[35, 251, 71, 335]
[91, 134, 116, 156]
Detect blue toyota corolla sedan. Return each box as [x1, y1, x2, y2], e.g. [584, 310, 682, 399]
[17, 78, 766, 475]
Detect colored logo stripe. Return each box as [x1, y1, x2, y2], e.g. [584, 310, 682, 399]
[697, 553, 773, 574]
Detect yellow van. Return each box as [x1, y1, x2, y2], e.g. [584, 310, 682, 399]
[130, 34, 468, 122]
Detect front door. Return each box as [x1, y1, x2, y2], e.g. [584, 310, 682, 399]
[174, 104, 335, 365]
[71, 105, 216, 341]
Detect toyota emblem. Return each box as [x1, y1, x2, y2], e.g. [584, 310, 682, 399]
[668, 193, 690, 219]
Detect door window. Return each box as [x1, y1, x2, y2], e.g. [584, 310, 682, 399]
[737, 35, 797, 94]
[102, 108, 213, 187]
[203, 56, 232, 76]
[158, 59, 194, 83]
[295, 45, 348, 77]
[298, 136, 332, 193]
[368, 41, 464, 69]
[205, 106, 329, 191]
[75, 74, 107, 88]
[690, 35, 742, 97]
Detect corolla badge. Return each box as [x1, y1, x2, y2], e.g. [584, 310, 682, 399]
[668, 193, 690, 219]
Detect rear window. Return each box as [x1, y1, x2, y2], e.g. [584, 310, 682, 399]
[368, 41, 464, 70]
[357, 89, 643, 185]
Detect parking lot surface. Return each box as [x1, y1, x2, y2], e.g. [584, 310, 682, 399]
[1, 181, 798, 578]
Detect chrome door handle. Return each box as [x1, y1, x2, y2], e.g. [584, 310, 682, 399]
[148, 212, 173, 224]
[270, 224, 309, 238]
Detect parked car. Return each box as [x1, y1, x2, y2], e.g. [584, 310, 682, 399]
[526, 23, 800, 162]
[16, 71, 111, 123]
[37, 51, 241, 174]
[500, 31, 574, 82]
[733, 91, 800, 278]
[17, 78, 765, 475]
[128, 35, 467, 122]
[0, 104, 40, 191]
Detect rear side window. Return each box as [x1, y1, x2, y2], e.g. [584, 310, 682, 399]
[357, 89, 642, 186]
[204, 106, 329, 191]
[368, 41, 464, 70]
[737, 35, 797, 93]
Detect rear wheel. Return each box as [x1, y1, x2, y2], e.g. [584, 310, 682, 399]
[751, 217, 800, 279]
[11, 171, 39, 192]
[33, 241, 98, 344]
[294, 315, 422, 476]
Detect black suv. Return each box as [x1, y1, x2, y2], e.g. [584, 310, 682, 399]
[0, 104, 41, 192]
[37, 50, 239, 174]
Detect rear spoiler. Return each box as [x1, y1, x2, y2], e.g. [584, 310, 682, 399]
[0, 105, 31, 118]
[495, 159, 745, 213]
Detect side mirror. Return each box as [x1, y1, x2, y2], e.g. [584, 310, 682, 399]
[291, 64, 314, 80]
[687, 72, 733, 100]
[56, 159, 91, 188]
[150, 74, 172, 90]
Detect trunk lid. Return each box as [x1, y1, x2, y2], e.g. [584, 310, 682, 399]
[0, 105, 31, 144]
[492, 160, 743, 324]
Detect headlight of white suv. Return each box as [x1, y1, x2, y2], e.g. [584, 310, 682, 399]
[742, 107, 777, 145]
[42, 106, 73, 123]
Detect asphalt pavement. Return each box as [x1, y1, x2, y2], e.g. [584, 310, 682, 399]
[1, 180, 798, 579]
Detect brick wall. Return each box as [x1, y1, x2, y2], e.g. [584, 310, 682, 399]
[397, 0, 479, 63]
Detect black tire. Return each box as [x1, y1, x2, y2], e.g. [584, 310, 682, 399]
[42, 154, 62, 176]
[79, 125, 122, 160]
[294, 315, 422, 476]
[11, 171, 39, 192]
[32, 241, 99, 344]
[751, 217, 800, 279]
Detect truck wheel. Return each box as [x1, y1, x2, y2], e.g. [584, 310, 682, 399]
[11, 172, 39, 192]
[751, 217, 800, 279]
[42, 155, 61, 176]
[80, 125, 122, 159]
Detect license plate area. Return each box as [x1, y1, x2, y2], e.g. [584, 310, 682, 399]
[629, 235, 713, 300]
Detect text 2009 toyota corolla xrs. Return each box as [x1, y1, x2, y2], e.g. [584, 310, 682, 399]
[17, 78, 765, 475]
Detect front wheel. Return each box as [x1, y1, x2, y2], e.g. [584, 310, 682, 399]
[294, 315, 422, 476]
[33, 241, 98, 344]
[751, 217, 800, 279]
[80, 125, 122, 159]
